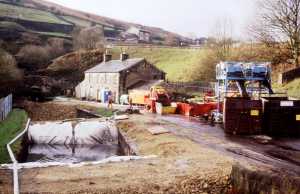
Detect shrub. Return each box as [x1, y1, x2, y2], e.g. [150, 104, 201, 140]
[0, 49, 22, 83]
[17, 45, 50, 69]
[73, 26, 105, 50]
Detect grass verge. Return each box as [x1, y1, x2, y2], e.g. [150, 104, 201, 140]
[95, 107, 114, 117]
[273, 79, 300, 99]
[79, 105, 114, 117]
[0, 109, 28, 164]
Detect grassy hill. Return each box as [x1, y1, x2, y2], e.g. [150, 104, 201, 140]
[13, 0, 189, 43]
[0, 2, 69, 24]
[111, 47, 210, 82]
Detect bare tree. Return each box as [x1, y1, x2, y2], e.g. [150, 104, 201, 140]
[73, 26, 106, 50]
[17, 45, 50, 69]
[252, 0, 300, 66]
[209, 18, 234, 60]
[47, 38, 68, 58]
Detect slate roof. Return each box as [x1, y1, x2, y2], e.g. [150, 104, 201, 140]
[85, 58, 145, 73]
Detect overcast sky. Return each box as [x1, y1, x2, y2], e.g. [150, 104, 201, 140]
[47, 0, 258, 38]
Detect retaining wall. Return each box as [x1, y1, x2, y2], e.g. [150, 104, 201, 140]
[231, 164, 300, 194]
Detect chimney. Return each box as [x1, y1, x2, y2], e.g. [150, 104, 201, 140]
[103, 50, 112, 62]
[120, 52, 129, 61]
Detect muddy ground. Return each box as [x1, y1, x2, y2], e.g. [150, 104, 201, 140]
[1, 100, 300, 194]
[0, 111, 234, 194]
[17, 100, 78, 121]
[26, 115, 235, 194]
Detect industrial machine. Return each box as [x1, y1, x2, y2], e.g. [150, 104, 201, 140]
[216, 61, 273, 104]
[214, 61, 273, 126]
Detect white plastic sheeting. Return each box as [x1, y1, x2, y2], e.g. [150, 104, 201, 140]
[28, 119, 118, 145]
[1, 155, 158, 169]
[28, 122, 73, 144]
[27, 144, 119, 163]
[74, 121, 118, 145]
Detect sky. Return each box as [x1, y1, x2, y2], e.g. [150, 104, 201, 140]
[47, 0, 258, 39]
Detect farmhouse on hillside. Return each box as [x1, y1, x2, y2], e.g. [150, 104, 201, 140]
[126, 26, 151, 43]
[75, 53, 166, 103]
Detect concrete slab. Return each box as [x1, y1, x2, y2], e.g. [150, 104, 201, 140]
[147, 125, 170, 135]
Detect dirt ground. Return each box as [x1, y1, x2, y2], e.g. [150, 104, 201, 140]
[17, 100, 78, 121]
[2, 100, 300, 193]
[0, 114, 236, 194]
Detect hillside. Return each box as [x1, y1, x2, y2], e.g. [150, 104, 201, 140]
[0, 0, 189, 44]
[0, 2, 69, 24]
[111, 46, 209, 82]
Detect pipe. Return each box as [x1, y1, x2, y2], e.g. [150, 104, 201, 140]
[6, 119, 31, 194]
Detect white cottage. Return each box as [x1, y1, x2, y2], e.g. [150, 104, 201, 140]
[75, 53, 165, 103]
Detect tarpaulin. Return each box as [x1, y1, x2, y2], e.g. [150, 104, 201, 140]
[28, 120, 118, 145]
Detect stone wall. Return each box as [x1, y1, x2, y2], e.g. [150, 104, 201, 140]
[75, 60, 165, 103]
[75, 72, 120, 102]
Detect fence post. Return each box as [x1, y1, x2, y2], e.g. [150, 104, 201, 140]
[7, 119, 31, 194]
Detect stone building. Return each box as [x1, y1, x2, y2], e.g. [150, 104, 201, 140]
[75, 53, 165, 103]
[126, 26, 151, 43]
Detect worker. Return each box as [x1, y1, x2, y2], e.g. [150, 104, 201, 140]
[108, 94, 113, 109]
[204, 90, 213, 102]
[129, 96, 133, 110]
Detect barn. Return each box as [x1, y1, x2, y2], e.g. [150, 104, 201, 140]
[75, 53, 166, 103]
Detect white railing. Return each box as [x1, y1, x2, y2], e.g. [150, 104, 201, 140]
[6, 119, 31, 194]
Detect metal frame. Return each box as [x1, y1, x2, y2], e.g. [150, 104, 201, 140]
[216, 61, 272, 114]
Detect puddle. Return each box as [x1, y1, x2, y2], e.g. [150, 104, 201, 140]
[25, 144, 120, 163]
[155, 114, 300, 175]
[17, 119, 134, 164]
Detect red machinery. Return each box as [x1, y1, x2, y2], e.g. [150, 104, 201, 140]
[145, 86, 171, 113]
[176, 102, 221, 117]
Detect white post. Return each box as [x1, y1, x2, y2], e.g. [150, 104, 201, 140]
[7, 119, 31, 194]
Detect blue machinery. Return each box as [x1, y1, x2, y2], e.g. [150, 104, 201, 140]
[215, 61, 273, 114]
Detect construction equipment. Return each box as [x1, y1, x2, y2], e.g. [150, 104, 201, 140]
[223, 97, 262, 135]
[145, 85, 172, 114]
[216, 61, 273, 112]
[261, 96, 300, 137]
[214, 61, 273, 134]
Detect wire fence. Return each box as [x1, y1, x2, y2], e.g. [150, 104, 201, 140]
[163, 81, 216, 94]
[0, 94, 12, 121]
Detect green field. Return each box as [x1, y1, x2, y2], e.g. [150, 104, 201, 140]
[0, 21, 26, 31]
[111, 47, 210, 82]
[274, 79, 300, 99]
[0, 109, 28, 164]
[32, 31, 71, 38]
[62, 15, 92, 27]
[0, 2, 71, 25]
